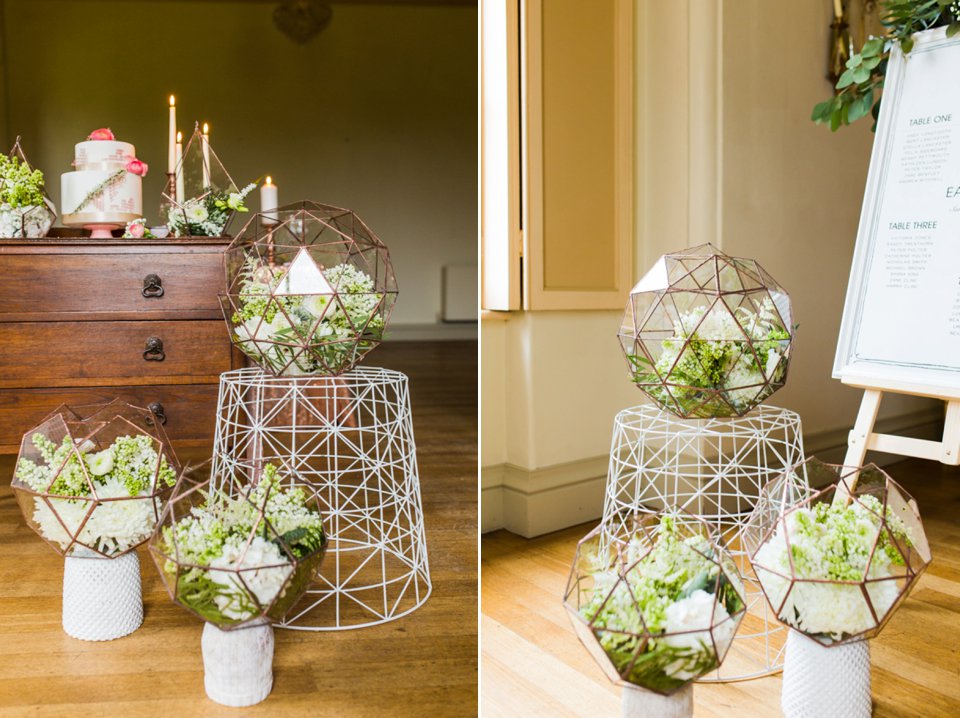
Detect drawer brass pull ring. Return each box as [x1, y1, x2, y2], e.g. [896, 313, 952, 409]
[142, 274, 164, 298]
[143, 336, 165, 361]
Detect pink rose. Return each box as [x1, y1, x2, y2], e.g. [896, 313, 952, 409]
[87, 128, 115, 141]
[126, 159, 148, 177]
[126, 221, 145, 238]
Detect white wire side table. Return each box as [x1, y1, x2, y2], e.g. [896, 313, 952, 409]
[210, 366, 431, 631]
[601, 404, 806, 680]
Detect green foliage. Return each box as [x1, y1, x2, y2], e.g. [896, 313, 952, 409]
[812, 0, 960, 132]
[0, 154, 46, 208]
[174, 568, 260, 624]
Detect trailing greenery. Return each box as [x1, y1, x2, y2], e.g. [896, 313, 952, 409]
[0, 154, 45, 208]
[813, 0, 960, 131]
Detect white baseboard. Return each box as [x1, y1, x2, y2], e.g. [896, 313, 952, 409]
[481, 407, 945, 537]
[385, 322, 477, 341]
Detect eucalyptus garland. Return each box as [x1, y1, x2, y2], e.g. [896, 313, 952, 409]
[812, 0, 960, 131]
[69, 169, 126, 214]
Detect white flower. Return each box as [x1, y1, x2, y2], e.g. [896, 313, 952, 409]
[765, 349, 782, 379]
[303, 293, 331, 319]
[32, 477, 157, 555]
[207, 536, 294, 619]
[85, 449, 114, 476]
[186, 202, 208, 222]
[661, 589, 733, 679]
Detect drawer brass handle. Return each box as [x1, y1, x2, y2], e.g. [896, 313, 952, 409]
[143, 336, 165, 361]
[147, 402, 167, 426]
[142, 273, 164, 298]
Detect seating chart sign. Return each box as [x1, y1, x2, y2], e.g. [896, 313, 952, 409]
[835, 27, 960, 395]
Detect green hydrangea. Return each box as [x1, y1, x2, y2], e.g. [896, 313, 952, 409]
[0, 155, 45, 208]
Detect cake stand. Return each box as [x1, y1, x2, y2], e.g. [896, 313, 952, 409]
[61, 211, 138, 239]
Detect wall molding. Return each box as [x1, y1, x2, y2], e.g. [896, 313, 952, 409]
[481, 406, 945, 537]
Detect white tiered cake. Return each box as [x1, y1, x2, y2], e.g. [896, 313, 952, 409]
[61, 137, 142, 230]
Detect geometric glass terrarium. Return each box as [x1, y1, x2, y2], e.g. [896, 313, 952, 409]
[618, 243, 794, 419]
[0, 136, 56, 238]
[149, 459, 328, 630]
[742, 457, 931, 647]
[220, 201, 397, 376]
[563, 512, 746, 695]
[162, 124, 253, 237]
[11, 399, 180, 558]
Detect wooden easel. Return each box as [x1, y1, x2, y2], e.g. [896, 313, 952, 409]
[833, 377, 960, 506]
[841, 377, 960, 469]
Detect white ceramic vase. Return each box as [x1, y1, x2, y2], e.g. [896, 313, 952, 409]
[62, 551, 143, 641]
[201, 620, 275, 707]
[781, 629, 872, 718]
[621, 683, 693, 718]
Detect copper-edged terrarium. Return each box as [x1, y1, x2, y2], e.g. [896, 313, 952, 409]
[11, 399, 180, 558]
[563, 512, 746, 696]
[742, 457, 931, 646]
[618, 244, 794, 419]
[162, 123, 254, 237]
[0, 136, 56, 238]
[219, 201, 397, 376]
[149, 459, 328, 630]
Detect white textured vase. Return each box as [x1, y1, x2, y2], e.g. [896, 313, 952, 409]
[201, 621, 275, 707]
[782, 629, 872, 718]
[622, 683, 693, 718]
[62, 552, 143, 641]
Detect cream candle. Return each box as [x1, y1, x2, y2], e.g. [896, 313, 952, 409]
[201, 123, 211, 188]
[260, 176, 279, 226]
[168, 95, 176, 175]
[175, 131, 185, 203]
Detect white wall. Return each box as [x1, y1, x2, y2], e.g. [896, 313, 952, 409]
[1, 0, 476, 327]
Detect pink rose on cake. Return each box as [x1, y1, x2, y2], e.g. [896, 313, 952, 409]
[125, 159, 148, 177]
[87, 128, 115, 141]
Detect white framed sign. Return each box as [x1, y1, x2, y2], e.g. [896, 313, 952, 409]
[835, 26, 960, 400]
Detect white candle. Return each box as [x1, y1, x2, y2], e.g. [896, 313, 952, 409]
[175, 131, 185, 203]
[168, 95, 176, 175]
[261, 176, 279, 226]
[833, 0, 843, 19]
[201, 122, 211, 188]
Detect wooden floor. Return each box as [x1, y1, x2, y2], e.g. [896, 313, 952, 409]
[0, 340, 478, 717]
[481, 458, 960, 717]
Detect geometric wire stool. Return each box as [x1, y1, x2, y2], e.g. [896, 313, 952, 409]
[210, 366, 431, 631]
[600, 404, 806, 681]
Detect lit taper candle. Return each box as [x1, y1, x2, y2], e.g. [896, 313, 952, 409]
[168, 95, 176, 175]
[175, 131, 185, 203]
[201, 122, 211, 188]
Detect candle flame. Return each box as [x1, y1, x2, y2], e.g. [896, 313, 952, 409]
[266, 176, 273, 185]
[202, 122, 209, 135]
[169, 95, 175, 107]
[176, 131, 182, 143]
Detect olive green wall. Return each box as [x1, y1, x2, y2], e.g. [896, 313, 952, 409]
[0, 0, 476, 328]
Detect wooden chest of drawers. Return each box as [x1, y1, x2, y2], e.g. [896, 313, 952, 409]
[0, 238, 242, 453]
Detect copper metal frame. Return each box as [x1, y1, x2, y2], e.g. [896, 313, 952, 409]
[742, 457, 932, 647]
[562, 511, 747, 695]
[161, 123, 241, 238]
[148, 459, 329, 631]
[618, 243, 794, 419]
[10, 399, 180, 559]
[2, 136, 57, 237]
[219, 200, 398, 377]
